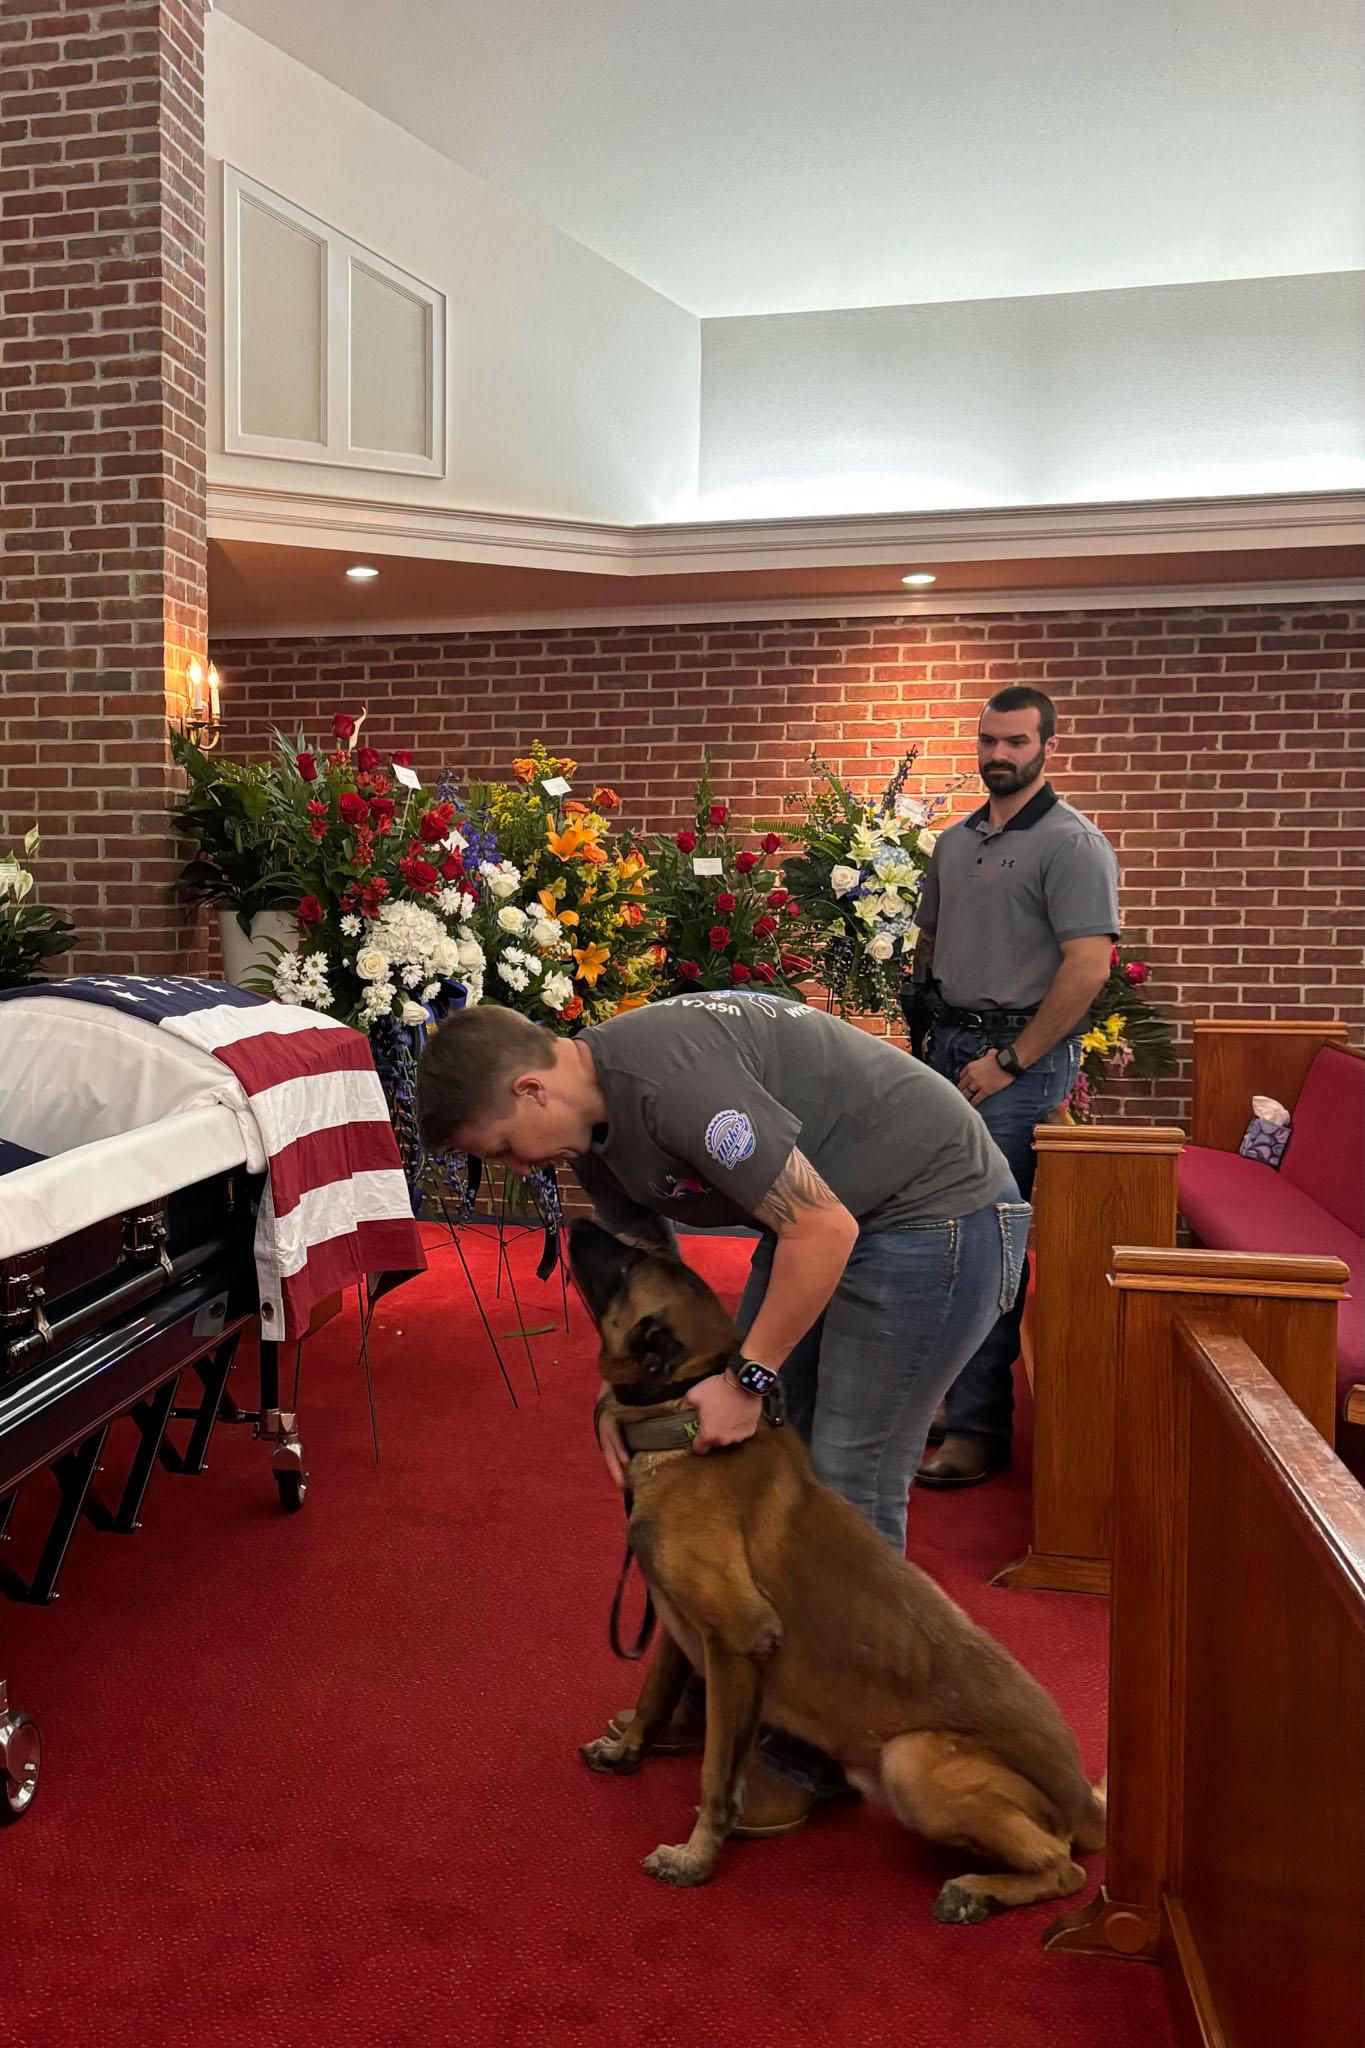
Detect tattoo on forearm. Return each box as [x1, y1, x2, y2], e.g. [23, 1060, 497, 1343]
[756, 1149, 842, 1231]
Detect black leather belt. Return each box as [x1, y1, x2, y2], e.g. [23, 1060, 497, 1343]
[933, 1003, 1037, 1035]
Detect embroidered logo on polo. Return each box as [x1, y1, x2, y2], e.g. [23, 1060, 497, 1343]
[704, 1109, 757, 1170]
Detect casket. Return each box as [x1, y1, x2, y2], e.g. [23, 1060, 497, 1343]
[0, 990, 308, 1823]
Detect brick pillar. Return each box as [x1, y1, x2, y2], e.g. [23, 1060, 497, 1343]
[0, 0, 207, 973]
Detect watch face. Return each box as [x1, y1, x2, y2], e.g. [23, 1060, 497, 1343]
[739, 1360, 778, 1395]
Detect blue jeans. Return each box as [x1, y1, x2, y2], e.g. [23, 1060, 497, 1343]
[735, 1184, 1031, 1553]
[927, 1026, 1081, 1452]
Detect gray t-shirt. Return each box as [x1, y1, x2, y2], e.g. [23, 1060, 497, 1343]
[917, 786, 1120, 1011]
[573, 990, 1008, 1236]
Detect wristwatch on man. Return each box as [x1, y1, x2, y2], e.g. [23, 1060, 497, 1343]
[995, 1043, 1026, 1079]
[728, 1357, 780, 1399]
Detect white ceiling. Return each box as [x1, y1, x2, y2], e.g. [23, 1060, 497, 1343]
[218, 0, 1364, 318]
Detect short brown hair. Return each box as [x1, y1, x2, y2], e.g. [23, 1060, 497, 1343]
[416, 1005, 555, 1150]
[982, 686, 1057, 742]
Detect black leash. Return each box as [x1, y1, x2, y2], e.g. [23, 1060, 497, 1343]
[609, 1490, 657, 1662]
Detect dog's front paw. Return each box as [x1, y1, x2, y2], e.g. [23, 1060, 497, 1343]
[579, 1733, 640, 1775]
[933, 1879, 998, 1926]
[642, 1842, 715, 1887]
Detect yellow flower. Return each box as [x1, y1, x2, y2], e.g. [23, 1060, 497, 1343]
[573, 943, 611, 986]
[1081, 1029, 1108, 1054]
[1103, 1012, 1125, 1036]
[616, 850, 647, 884]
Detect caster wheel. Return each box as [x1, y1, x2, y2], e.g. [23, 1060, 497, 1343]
[275, 1468, 308, 1513]
[1, 1713, 41, 1823]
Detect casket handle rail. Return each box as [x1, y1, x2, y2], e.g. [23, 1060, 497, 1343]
[1, 1233, 238, 1379]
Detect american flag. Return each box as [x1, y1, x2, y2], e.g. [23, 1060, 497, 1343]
[0, 976, 426, 1339]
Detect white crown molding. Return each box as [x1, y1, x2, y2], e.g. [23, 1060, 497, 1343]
[206, 482, 1365, 577]
[210, 577, 1365, 643]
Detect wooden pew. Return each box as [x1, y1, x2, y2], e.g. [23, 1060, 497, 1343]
[1190, 1017, 1350, 1152]
[995, 1123, 1184, 1594]
[1046, 1248, 1361, 2048]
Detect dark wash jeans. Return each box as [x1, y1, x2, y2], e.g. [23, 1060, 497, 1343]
[927, 1025, 1081, 1452]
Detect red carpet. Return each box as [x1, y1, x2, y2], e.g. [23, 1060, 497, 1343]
[4, 1229, 1173, 2048]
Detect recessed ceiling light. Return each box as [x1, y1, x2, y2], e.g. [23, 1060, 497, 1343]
[346, 564, 379, 581]
[901, 571, 937, 588]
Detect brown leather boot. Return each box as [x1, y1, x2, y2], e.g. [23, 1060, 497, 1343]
[730, 1761, 823, 1837]
[917, 1432, 1010, 1488]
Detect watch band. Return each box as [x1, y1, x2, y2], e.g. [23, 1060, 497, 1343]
[995, 1044, 1025, 1077]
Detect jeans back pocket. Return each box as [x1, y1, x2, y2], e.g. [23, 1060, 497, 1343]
[995, 1200, 1033, 1313]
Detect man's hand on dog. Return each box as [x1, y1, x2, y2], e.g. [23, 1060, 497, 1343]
[595, 1381, 630, 1491]
[685, 1372, 762, 1454]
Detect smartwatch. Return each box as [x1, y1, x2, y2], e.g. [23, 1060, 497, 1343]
[729, 1358, 780, 1400]
[995, 1044, 1025, 1079]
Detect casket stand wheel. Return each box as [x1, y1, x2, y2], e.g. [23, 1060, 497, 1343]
[0, 1681, 40, 1822]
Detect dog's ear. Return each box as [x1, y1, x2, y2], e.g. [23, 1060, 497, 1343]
[626, 1312, 689, 1384]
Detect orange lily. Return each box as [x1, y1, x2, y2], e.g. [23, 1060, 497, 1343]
[572, 943, 611, 986]
[537, 887, 561, 919]
[546, 820, 600, 862]
[614, 992, 648, 1013]
[558, 908, 580, 928]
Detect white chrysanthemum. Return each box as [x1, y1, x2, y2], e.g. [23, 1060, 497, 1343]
[422, 981, 440, 1002]
[830, 864, 860, 898]
[401, 963, 424, 988]
[437, 886, 465, 916]
[496, 961, 529, 992]
[340, 913, 362, 937]
[541, 971, 575, 1012]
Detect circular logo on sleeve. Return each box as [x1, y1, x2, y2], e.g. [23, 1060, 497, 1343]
[704, 1109, 757, 1169]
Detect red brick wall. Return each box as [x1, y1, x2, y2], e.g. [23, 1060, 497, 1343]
[212, 602, 1365, 1122]
[0, 0, 207, 973]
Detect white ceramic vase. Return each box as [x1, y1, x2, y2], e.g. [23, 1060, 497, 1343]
[217, 907, 300, 990]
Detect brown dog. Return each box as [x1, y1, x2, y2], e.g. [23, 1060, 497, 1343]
[570, 1220, 1105, 1919]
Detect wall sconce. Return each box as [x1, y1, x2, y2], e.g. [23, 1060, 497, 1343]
[181, 657, 222, 751]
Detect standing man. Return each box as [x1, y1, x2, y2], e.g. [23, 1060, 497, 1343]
[906, 686, 1119, 1488]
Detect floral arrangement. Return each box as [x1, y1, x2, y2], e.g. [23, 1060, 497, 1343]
[1067, 939, 1177, 1121]
[0, 826, 78, 987]
[460, 741, 660, 1029]
[779, 749, 960, 1022]
[645, 757, 807, 995]
[262, 715, 485, 1031]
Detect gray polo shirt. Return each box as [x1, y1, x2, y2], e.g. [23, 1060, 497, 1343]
[572, 990, 1008, 1236]
[916, 785, 1119, 1011]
